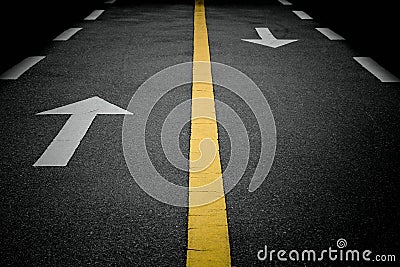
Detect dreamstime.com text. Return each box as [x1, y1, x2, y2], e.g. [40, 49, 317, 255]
[257, 238, 396, 263]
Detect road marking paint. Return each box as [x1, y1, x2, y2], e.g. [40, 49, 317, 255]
[0, 56, 45, 80]
[353, 57, 399, 83]
[34, 97, 132, 167]
[242, 27, 298, 48]
[186, 0, 231, 266]
[277, 0, 292, 5]
[34, 114, 96, 166]
[104, 0, 116, 3]
[293, 10, 313, 20]
[84, 10, 105, 20]
[53, 28, 83, 41]
[315, 28, 345, 40]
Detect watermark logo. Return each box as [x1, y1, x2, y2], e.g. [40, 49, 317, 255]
[122, 62, 277, 207]
[257, 238, 396, 263]
[336, 238, 347, 249]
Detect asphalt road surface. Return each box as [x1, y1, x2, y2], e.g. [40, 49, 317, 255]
[1, 0, 399, 266]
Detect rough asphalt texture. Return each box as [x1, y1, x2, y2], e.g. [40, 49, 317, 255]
[1, 0, 399, 266]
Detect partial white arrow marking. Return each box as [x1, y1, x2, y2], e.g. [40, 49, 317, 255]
[34, 96, 132, 167]
[242, 28, 298, 48]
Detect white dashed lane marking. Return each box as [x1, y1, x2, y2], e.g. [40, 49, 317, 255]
[293, 10, 313, 20]
[53, 28, 83, 41]
[277, 0, 292, 5]
[84, 10, 105, 20]
[354, 57, 399, 83]
[0, 56, 46, 80]
[316, 28, 345, 40]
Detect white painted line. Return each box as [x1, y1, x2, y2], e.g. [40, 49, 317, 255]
[353, 57, 399, 83]
[104, 0, 116, 3]
[34, 114, 96, 166]
[242, 28, 297, 48]
[315, 28, 345, 40]
[277, 0, 292, 5]
[0, 56, 45, 80]
[84, 10, 105, 20]
[34, 97, 132, 167]
[293, 11, 313, 20]
[53, 28, 82, 41]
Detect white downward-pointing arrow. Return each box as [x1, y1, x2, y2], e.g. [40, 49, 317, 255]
[34, 96, 132, 167]
[242, 28, 298, 48]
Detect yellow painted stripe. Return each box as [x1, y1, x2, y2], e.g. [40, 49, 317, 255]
[186, 0, 231, 266]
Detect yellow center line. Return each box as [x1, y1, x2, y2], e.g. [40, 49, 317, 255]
[186, 0, 231, 266]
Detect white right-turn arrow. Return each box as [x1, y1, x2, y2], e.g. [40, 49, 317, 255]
[242, 28, 298, 48]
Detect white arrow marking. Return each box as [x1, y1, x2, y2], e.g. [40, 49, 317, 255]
[34, 96, 132, 167]
[242, 28, 298, 48]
